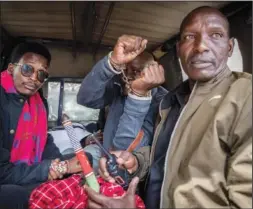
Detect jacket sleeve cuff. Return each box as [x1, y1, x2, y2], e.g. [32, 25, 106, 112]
[128, 92, 152, 101]
[38, 159, 52, 181]
[130, 146, 150, 181]
[125, 94, 152, 115]
[130, 152, 148, 181]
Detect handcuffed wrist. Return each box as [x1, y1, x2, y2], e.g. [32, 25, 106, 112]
[129, 88, 151, 97]
[108, 51, 126, 72]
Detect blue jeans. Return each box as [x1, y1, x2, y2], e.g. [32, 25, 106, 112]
[84, 144, 102, 175]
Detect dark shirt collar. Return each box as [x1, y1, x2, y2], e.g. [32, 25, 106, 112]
[161, 80, 191, 110]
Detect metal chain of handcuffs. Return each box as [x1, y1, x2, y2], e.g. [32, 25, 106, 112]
[50, 52, 154, 175]
[109, 52, 152, 97]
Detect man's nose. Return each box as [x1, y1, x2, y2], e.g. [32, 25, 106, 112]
[29, 70, 38, 81]
[193, 36, 209, 53]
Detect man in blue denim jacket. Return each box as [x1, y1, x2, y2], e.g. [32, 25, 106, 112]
[77, 35, 167, 171]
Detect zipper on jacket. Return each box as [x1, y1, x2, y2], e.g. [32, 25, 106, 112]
[159, 82, 198, 208]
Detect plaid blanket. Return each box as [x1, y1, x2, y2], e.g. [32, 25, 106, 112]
[29, 174, 145, 209]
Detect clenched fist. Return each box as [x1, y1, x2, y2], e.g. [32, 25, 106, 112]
[111, 35, 148, 65]
[130, 61, 165, 96]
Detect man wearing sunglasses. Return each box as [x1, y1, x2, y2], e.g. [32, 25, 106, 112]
[0, 42, 92, 208]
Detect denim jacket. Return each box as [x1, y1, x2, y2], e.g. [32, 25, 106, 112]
[77, 55, 168, 151]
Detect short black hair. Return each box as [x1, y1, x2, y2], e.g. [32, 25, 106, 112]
[180, 6, 230, 37]
[10, 42, 51, 66]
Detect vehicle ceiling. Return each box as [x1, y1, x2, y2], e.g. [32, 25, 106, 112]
[1, 1, 229, 54]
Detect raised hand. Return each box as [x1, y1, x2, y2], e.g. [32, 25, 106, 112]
[130, 61, 165, 96]
[111, 35, 148, 65]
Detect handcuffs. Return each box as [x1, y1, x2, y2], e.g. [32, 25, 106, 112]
[109, 52, 152, 98]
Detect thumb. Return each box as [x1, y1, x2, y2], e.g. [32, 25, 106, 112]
[141, 39, 148, 50]
[126, 177, 139, 196]
[54, 158, 60, 163]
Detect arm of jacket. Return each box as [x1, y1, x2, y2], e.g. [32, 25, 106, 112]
[227, 90, 252, 208]
[112, 94, 152, 150]
[41, 133, 63, 160]
[77, 54, 121, 109]
[132, 146, 151, 181]
[0, 144, 51, 185]
[113, 86, 168, 150]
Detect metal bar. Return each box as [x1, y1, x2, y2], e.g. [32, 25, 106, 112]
[18, 36, 112, 51]
[93, 2, 115, 59]
[70, 2, 77, 59]
[82, 2, 96, 47]
[57, 79, 65, 126]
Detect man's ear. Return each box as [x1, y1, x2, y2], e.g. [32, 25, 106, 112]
[7, 63, 14, 75]
[228, 37, 235, 57]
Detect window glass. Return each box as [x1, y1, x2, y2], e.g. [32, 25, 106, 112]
[63, 82, 99, 122]
[227, 38, 243, 72]
[47, 82, 60, 121]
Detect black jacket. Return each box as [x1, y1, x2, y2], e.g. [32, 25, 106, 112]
[0, 86, 62, 185]
[144, 81, 191, 209]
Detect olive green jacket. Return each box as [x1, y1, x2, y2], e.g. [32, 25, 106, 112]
[135, 68, 252, 208]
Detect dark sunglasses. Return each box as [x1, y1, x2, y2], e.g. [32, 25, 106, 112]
[14, 63, 49, 83]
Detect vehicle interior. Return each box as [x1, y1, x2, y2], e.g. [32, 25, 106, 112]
[0, 1, 252, 152]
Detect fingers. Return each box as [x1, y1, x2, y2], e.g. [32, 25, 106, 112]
[49, 169, 57, 180]
[87, 199, 103, 209]
[85, 185, 107, 207]
[117, 151, 138, 174]
[48, 158, 63, 180]
[119, 35, 146, 53]
[117, 151, 135, 168]
[126, 177, 139, 196]
[48, 173, 53, 181]
[140, 39, 148, 52]
[143, 61, 165, 85]
[48, 168, 63, 180]
[117, 151, 132, 165]
[98, 157, 115, 183]
[158, 64, 165, 83]
[98, 151, 138, 181]
[113, 35, 148, 64]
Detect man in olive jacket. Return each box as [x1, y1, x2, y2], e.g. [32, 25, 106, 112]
[85, 6, 252, 209]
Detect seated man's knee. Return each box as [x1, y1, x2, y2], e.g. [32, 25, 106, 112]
[0, 184, 29, 208]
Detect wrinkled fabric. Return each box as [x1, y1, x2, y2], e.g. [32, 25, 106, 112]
[29, 174, 145, 209]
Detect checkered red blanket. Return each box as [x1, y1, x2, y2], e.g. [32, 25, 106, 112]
[29, 174, 145, 209]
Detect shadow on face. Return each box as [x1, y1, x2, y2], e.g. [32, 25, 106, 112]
[7, 52, 49, 96]
[177, 7, 234, 82]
